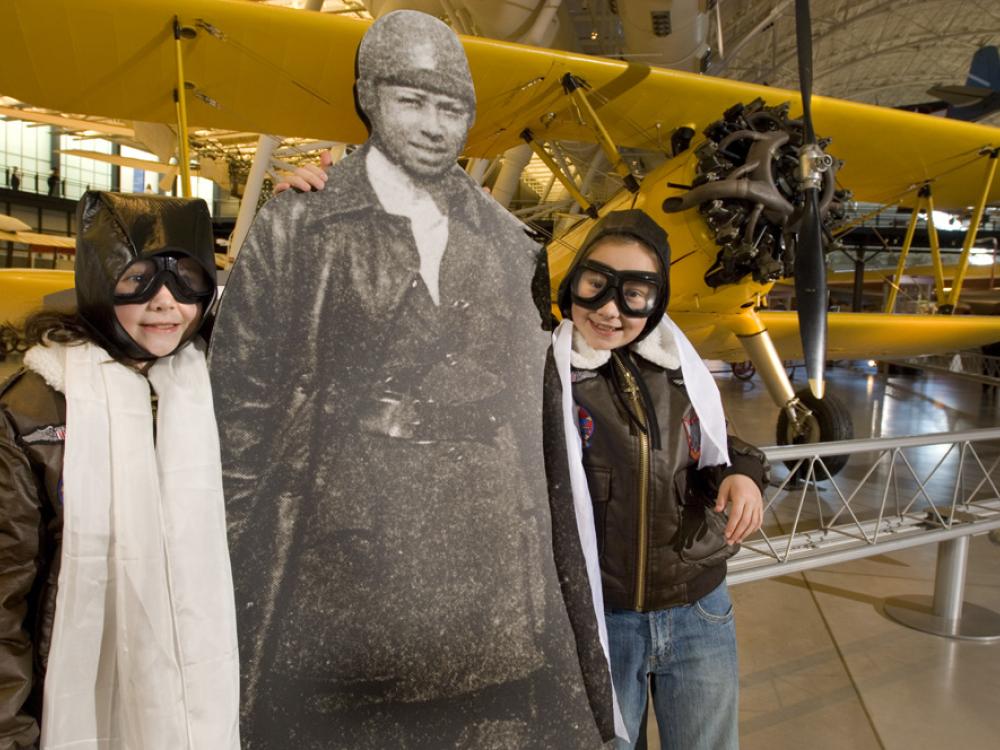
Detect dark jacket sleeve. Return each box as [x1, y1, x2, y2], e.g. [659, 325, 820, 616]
[720, 434, 770, 490]
[541, 348, 616, 743]
[0, 414, 42, 749]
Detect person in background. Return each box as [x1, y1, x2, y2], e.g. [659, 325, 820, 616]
[45, 168, 58, 198]
[9, 167, 19, 191]
[0, 192, 239, 749]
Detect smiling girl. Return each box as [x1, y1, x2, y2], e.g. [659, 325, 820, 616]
[0, 192, 239, 749]
[551, 209, 768, 749]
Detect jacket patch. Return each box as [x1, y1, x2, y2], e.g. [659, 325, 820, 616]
[577, 405, 595, 449]
[22, 424, 66, 445]
[57, 477, 64, 506]
[682, 414, 701, 461]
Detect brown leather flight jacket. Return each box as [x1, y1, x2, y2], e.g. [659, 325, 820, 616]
[0, 369, 65, 750]
[572, 349, 768, 613]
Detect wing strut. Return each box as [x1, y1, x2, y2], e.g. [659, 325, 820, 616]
[173, 17, 195, 197]
[883, 190, 924, 314]
[945, 148, 1000, 312]
[883, 185, 950, 313]
[561, 74, 640, 193]
[520, 129, 599, 218]
[923, 190, 947, 306]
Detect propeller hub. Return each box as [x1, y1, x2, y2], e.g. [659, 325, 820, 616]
[667, 98, 848, 288]
[798, 143, 833, 190]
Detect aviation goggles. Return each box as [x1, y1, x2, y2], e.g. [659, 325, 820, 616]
[569, 259, 664, 318]
[113, 254, 214, 305]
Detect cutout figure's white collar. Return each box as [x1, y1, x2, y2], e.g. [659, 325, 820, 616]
[366, 145, 438, 216]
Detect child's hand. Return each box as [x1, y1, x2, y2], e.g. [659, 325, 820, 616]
[714, 474, 763, 545]
[273, 149, 334, 193]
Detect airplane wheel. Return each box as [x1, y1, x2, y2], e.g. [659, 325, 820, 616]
[731, 360, 756, 380]
[776, 388, 853, 479]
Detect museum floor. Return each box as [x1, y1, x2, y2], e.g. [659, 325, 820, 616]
[714, 364, 1000, 750]
[3, 354, 997, 749]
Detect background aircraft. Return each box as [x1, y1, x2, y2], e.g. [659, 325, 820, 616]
[1, 0, 999, 466]
[897, 45, 1000, 123]
[0, 214, 75, 324]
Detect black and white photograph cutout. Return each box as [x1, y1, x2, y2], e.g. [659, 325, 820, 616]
[209, 10, 613, 749]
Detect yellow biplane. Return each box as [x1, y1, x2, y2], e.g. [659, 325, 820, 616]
[0, 213, 76, 324]
[2, 0, 999, 457]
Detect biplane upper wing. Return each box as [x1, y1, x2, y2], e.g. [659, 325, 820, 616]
[1, 0, 998, 211]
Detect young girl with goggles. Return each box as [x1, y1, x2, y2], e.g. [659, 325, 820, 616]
[553, 209, 767, 750]
[0, 192, 238, 749]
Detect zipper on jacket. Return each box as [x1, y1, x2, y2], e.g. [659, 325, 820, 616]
[612, 352, 652, 611]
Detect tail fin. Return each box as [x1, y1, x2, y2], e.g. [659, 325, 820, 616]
[966, 45, 1000, 91]
[940, 45, 1000, 120]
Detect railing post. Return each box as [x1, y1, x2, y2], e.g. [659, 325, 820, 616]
[884, 535, 1000, 641]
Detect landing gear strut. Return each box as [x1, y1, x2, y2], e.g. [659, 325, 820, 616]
[738, 323, 853, 478]
[776, 388, 853, 478]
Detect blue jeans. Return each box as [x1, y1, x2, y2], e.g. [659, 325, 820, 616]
[606, 580, 739, 750]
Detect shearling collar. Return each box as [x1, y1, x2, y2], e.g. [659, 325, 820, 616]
[632, 323, 681, 370]
[23, 342, 69, 394]
[570, 320, 681, 371]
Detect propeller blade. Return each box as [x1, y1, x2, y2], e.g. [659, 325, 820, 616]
[794, 0, 826, 399]
[794, 189, 827, 399]
[795, 0, 815, 144]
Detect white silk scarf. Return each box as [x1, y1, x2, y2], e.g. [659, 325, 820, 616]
[552, 321, 627, 742]
[31, 340, 239, 750]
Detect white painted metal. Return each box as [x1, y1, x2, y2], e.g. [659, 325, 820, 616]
[228, 134, 280, 261]
[491, 143, 534, 209]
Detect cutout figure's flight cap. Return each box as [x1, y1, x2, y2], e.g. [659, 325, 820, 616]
[357, 10, 476, 111]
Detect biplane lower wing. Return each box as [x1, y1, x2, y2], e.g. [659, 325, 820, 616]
[675, 310, 1000, 363]
[0, 232, 75, 249]
[0, 269, 75, 326]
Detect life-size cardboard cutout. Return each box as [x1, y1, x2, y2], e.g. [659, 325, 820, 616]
[209, 11, 613, 748]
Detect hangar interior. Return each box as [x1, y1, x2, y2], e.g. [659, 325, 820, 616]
[1, 1, 1000, 748]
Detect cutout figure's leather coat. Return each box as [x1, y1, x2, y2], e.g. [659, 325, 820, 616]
[210, 146, 613, 748]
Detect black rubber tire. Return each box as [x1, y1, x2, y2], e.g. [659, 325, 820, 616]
[775, 388, 853, 479]
[730, 360, 756, 381]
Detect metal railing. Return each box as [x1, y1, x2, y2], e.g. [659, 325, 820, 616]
[729, 428, 1000, 584]
[888, 351, 1000, 386]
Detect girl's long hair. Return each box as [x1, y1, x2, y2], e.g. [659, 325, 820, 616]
[1, 309, 92, 355]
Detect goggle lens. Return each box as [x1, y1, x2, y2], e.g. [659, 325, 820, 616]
[570, 261, 662, 317]
[114, 256, 213, 303]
